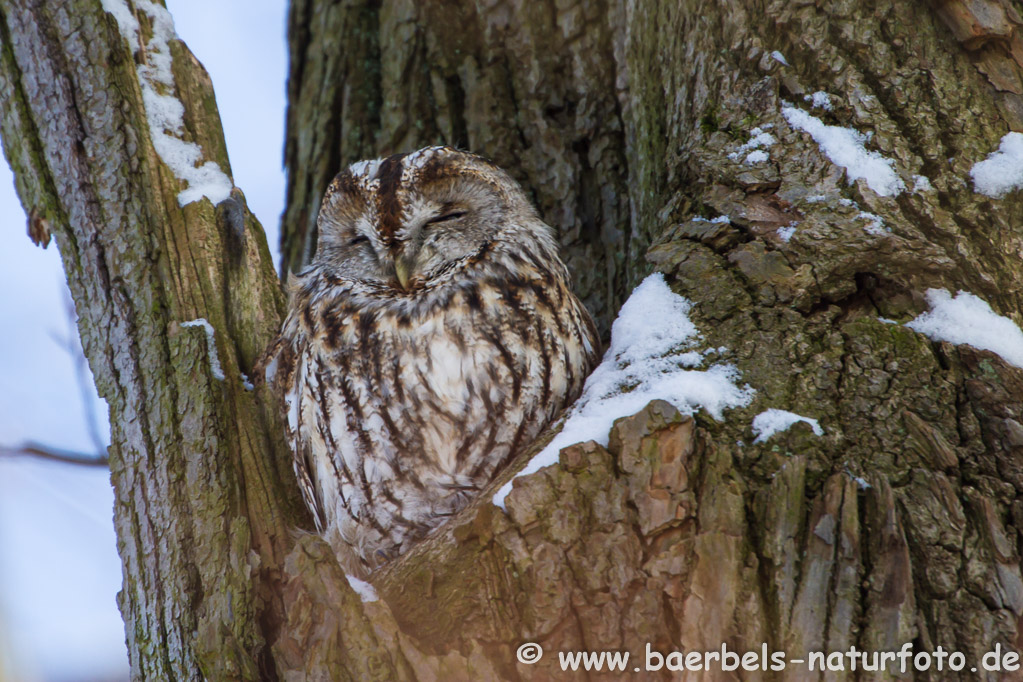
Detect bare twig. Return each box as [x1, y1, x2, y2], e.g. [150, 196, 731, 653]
[4, 286, 112, 469]
[53, 286, 109, 455]
[0, 441, 108, 467]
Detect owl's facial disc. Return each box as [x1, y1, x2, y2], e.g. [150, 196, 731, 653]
[315, 147, 541, 291]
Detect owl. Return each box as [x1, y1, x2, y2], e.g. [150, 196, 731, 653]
[262, 146, 600, 577]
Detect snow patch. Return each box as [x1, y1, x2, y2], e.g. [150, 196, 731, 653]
[913, 175, 933, 192]
[858, 211, 887, 235]
[906, 289, 1023, 368]
[771, 50, 789, 66]
[752, 409, 823, 443]
[729, 127, 776, 164]
[345, 575, 378, 603]
[100, 0, 139, 37]
[970, 132, 1023, 198]
[782, 105, 905, 197]
[181, 318, 225, 381]
[101, 0, 233, 206]
[849, 473, 871, 490]
[493, 274, 755, 510]
[745, 149, 770, 164]
[776, 224, 797, 242]
[805, 91, 833, 111]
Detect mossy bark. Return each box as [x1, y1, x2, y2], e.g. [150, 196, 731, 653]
[5, 0, 1023, 680]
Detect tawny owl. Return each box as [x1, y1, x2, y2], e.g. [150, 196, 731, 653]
[262, 146, 600, 577]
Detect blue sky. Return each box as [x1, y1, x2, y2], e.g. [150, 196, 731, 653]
[0, 2, 288, 678]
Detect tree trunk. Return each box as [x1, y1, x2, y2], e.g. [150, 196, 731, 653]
[0, 2, 392, 680]
[282, 0, 1023, 679]
[4, 0, 1023, 680]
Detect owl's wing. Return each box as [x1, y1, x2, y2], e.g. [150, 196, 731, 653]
[254, 327, 329, 531]
[294, 438, 328, 531]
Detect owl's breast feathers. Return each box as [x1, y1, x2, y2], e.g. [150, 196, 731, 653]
[261, 243, 598, 575]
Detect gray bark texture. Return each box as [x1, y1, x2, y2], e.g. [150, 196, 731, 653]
[4, 0, 1023, 680]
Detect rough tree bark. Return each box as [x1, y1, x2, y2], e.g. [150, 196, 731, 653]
[279, 1, 1023, 679]
[4, 0, 1023, 680]
[0, 2, 308, 678]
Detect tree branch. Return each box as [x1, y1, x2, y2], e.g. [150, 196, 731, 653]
[0, 441, 108, 467]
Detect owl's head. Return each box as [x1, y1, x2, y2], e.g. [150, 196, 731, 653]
[311, 146, 558, 291]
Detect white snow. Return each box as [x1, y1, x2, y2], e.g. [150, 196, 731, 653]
[729, 127, 776, 163]
[776, 224, 796, 242]
[240, 373, 254, 391]
[492, 274, 755, 510]
[181, 318, 225, 381]
[906, 289, 1023, 368]
[970, 132, 1023, 198]
[913, 175, 933, 192]
[805, 91, 833, 111]
[782, 105, 905, 197]
[99, 0, 139, 37]
[858, 211, 886, 235]
[771, 50, 789, 66]
[345, 574, 379, 603]
[745, 149, 770, 164]
[711, 215, 730, 224]
[101, 0, 233, 207]
[752, 409, 824, 443]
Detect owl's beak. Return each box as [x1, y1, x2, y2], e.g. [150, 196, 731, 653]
[394, 256, 413, 290]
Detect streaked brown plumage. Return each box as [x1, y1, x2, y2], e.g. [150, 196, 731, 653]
[262, 147, 599, 577]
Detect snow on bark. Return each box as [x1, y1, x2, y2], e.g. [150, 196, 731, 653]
[493, 274, 755, 509]
[100, 0, 233, 206]
[781, 105, 905, 197]
[907, 289, 1023, 369]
